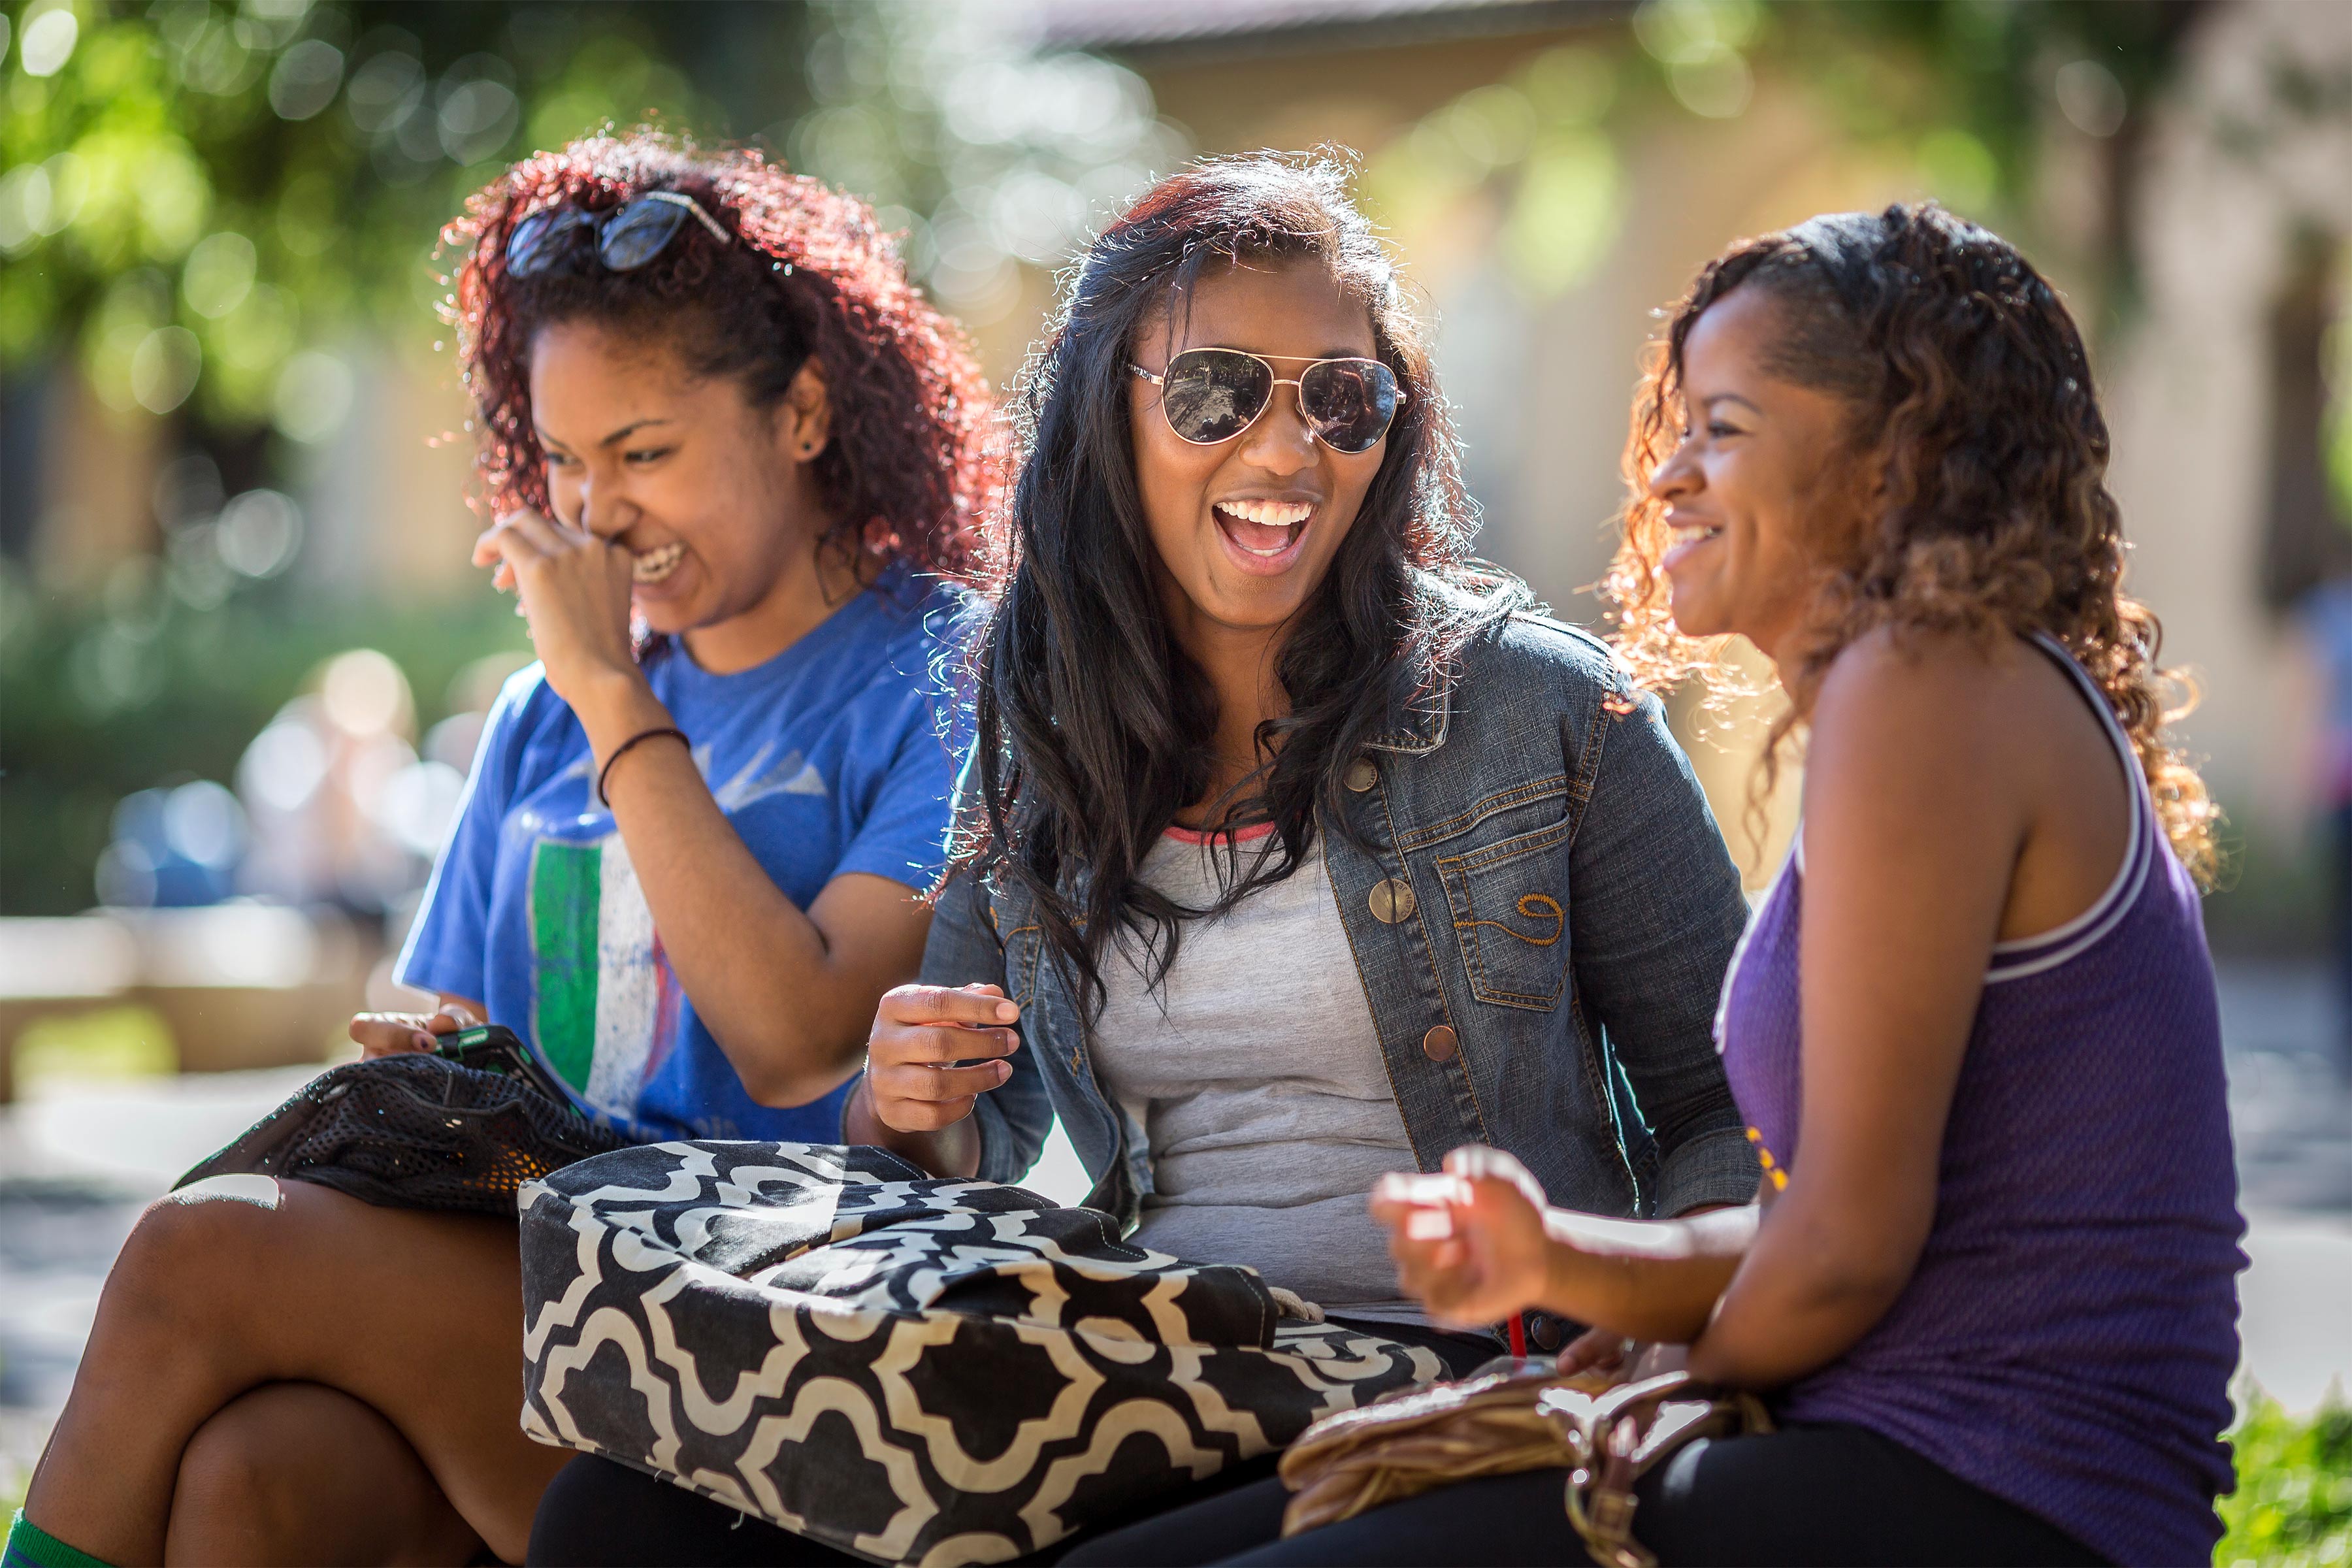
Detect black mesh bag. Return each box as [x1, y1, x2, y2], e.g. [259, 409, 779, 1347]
[174, 1053, 629, 1217]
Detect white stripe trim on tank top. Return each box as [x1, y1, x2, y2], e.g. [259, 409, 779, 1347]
[1771, 634, 2153, 990]
[1980, 632, 2153, 985]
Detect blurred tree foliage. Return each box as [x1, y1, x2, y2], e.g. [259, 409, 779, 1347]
[1362, 0, 2207, 321]
[1, 0, 820, 431]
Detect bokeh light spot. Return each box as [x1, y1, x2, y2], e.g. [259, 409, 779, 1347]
[182, 230, 257, 318]
[321, 649, 411, 737]
[20, 7, 80, 78]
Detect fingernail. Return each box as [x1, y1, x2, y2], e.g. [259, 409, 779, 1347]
[994, 1002, 1019, 1021]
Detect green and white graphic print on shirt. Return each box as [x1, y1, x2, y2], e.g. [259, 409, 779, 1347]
[399, 574, 964, 1143]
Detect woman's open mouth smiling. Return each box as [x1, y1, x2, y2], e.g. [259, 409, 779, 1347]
[1211, 497, 1316, 576]
[1662, 517, 1723, 572]
[631, 542, 687, 584]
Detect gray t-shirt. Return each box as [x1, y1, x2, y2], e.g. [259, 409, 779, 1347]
[1092, 828, 1425, 1324]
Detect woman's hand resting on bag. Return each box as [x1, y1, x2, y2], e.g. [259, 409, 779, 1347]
[862, 983, 1022, 1133]
[348, 996, 485, 1058]
[1369, 1145, 1558, 1329]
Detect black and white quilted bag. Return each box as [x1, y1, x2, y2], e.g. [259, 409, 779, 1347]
[517, 1142, 1446, 1567]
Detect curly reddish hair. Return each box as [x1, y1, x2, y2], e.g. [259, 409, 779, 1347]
[442, 131, 995, 578]
[1607, 203, 2219, 883]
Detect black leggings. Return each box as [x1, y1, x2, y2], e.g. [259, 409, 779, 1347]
[527, 1320, 1496, 1567]
[1060, 1420, 2110, 1567]
[525, 1450, 1285, 1567]
[530, 1420, 2105, 1567]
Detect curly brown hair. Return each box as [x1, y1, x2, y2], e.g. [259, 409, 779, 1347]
[1606, 202, 2219, 882]
[441, 131, 996, 579]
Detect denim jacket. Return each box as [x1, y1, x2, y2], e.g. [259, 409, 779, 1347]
[911, 613, 1760, 1233]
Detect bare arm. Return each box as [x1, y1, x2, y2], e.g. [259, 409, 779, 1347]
[1685, 635, 2013, 1386]
[1372, 1147, 1757, 1340]
[483, 509, 935, 1107]
[579, 672, 934, 1103]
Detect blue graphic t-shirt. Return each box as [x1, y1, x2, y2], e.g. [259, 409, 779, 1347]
[397, 573, 964, 1143]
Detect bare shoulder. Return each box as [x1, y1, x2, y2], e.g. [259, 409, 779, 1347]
[1812, 626, 2024, 754]
[1806, 627, 2063, 832]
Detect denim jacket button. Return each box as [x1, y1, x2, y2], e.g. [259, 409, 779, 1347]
[1369, 877, 1416, 923]
[1344, 757, 1379, 792]
[1421, 1024, 1458, 1063]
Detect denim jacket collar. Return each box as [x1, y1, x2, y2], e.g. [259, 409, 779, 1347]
[1363, 678, 1449, 754]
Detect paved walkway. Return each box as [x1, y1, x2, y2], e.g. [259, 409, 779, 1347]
[3, 962, 2346, 1499]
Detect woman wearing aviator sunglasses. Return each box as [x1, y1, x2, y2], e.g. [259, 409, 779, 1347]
[12, 134, 990, 1567]
[529, 153, 1758, 1565]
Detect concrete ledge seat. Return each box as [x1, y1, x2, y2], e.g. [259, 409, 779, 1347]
[0, 907, 368, 1101]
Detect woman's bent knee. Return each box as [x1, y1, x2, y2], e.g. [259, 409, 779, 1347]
[169, 1403, 310, 1561]
[97, 1179, 299, 1347]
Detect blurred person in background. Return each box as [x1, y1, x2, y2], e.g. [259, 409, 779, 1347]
[10, 132, 993, 1568]
[1255, 206, 2242, 1568]
[235, 649, 424, 915]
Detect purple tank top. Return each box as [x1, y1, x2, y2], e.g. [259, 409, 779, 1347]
[1716, 636, 2244, 1568]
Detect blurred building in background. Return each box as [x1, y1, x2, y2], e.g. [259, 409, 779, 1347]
[4, 0, 2348, 958]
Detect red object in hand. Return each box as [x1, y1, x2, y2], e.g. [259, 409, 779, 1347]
[1507, 1315, 1527, 1358]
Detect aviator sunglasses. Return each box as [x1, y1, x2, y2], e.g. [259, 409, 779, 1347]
[506, 191, 733, 278]
[1131, 348, 1405, 454]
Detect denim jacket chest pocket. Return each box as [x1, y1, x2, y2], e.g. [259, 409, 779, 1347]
[1000, 921, 1043, 1009]
[1420, 779, 1575, 1012]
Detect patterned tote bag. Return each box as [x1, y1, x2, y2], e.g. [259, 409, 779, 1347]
[517, 1142, 1446, 1567]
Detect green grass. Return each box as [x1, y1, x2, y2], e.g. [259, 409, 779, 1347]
[2221, 1384, 2352, 1567]
[11, 1005, 177, 1093]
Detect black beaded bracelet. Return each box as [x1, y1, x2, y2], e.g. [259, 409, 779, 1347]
[596, 725, 689, 808]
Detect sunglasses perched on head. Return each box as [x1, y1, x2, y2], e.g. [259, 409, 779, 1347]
[506, 191, 733, 279]
[1130, 348, 1404, 454]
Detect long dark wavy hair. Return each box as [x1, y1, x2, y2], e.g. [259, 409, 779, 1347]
[444, 131, 994, 580]
[957, 154, 1526, 1019]
[1606, 202, 2219, 881]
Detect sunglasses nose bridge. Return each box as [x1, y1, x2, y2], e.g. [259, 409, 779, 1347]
[1234, 377, 1322, 469]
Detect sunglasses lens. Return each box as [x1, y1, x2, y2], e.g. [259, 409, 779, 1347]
[507, 209, 590, 278]
[598, 197, 692, 271]
[1160, 350, 1273, 445]
[1299, 359, 1400, 453]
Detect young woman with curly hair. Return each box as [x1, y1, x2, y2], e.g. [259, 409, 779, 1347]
[1276, 204, 2246, 1567]
[528, 154, 1762, 1567]
[12, 133, 992, 1567]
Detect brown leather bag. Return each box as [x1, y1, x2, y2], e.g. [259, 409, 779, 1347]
[1279, 1361, 1772, 1568]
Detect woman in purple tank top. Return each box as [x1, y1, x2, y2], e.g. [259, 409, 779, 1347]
[1256, 204, 2244, 1567]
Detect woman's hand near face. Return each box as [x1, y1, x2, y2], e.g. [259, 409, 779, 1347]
[472, 509, 642, 715]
